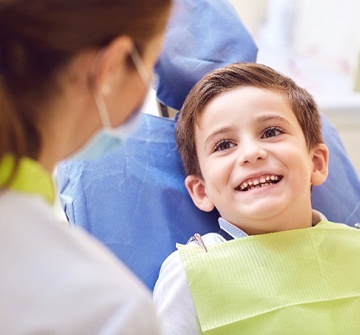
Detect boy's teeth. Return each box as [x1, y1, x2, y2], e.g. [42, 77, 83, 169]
[238, 175, 281, 191]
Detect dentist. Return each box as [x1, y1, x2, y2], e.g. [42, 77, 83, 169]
[0, 0, 171, 334]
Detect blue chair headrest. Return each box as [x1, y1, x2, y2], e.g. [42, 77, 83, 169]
[155, 0, 258, 111]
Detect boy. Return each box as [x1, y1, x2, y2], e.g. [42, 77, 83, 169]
[153, 63, 360, 334]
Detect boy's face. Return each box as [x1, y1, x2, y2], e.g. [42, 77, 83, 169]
[185, 86, 328, 234]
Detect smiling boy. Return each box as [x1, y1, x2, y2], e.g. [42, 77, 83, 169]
[153, 63, 360, 335]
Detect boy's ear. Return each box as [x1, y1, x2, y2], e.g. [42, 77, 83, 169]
[311, 143, 329, 186]
[185, 175, 215, 212]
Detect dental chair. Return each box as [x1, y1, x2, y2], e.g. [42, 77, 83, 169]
[56, 0, 360, 290]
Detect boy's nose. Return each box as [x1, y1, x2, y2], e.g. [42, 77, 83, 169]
[238, 140, 267, 165]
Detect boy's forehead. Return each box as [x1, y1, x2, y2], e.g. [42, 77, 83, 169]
[196, 87, 292, 122]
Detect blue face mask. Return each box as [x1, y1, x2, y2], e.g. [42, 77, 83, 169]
[68, 48, 151, 161]
[67, 107, 142, 161]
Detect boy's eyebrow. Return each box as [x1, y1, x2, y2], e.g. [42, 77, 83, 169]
[204, 126, 234, 148]
[256, 114, 291, 125]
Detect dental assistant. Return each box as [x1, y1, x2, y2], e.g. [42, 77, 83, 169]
[0, 0, 171, 334]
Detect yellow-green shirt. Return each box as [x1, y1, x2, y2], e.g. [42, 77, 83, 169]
[0, 155, 55, 204]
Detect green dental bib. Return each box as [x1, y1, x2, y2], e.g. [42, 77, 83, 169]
[178, 221, 360, 334]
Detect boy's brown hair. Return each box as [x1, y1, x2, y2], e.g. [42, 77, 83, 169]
[176, 62, 323, 178]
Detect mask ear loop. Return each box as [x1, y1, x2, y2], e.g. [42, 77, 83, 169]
[130, 47, 152, 87]
[93, 92, 112, 130]
[88, 49, 113, 130]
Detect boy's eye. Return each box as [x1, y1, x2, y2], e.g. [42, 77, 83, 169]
[213, 140, 236, 152]
[262, 127, 283, 139]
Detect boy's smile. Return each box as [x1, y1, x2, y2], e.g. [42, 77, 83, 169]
[236, 174, 282, 191]
[185, 86, 328, 235]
